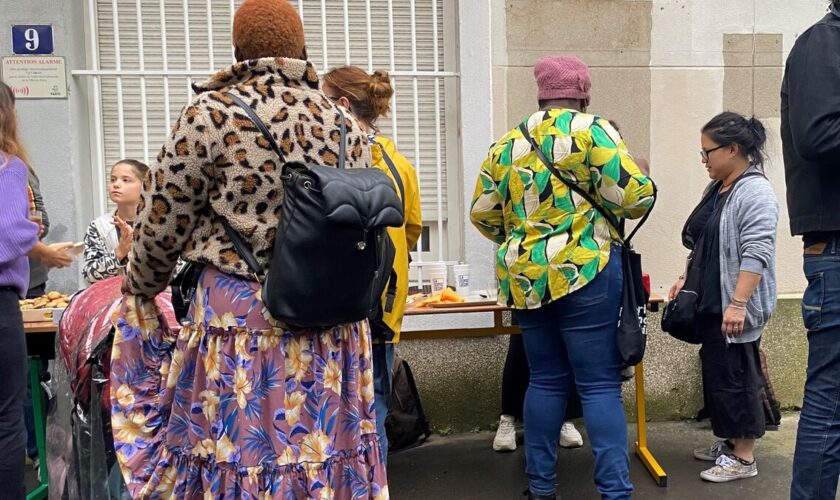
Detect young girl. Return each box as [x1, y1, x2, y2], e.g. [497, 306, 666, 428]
[82, 159, 148, 283]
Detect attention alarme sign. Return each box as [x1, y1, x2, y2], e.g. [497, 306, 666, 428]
[1, 56, 67, 99]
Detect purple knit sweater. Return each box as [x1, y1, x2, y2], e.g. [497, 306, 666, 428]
[0, 156, 39, 298]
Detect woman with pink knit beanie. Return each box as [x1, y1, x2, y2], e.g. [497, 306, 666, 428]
[470, 55, 656, 500]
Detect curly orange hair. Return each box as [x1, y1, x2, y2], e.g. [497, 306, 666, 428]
[233, 0, 306, 61]
[323, 66, 394, 130]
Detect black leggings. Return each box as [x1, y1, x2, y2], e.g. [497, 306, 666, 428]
[0, 289, 27, 499]
[501, 334, 582, 421]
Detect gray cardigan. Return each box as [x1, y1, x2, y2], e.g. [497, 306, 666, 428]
[714, 166, 779, 343]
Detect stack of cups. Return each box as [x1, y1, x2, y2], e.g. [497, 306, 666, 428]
[427, 263, 448, 294]
[453, 263, 471, 296]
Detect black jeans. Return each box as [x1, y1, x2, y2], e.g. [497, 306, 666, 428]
[0, 288, 27, 499]
[502, 334, 582, 421]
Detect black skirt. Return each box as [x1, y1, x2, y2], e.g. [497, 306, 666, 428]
[699, 315, 766, 439]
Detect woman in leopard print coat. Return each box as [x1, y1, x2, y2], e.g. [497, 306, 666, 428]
[109, 1, 389, 498]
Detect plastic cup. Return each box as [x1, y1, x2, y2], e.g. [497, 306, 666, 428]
[453, 263, 470, 295]
[486, 279, 499, 301]
[427, 263, 448, 294]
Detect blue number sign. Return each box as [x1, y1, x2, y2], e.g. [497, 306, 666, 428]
[11, 25, 54, 55]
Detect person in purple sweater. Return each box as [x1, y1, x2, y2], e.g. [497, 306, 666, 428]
[0, 80, 54, 499]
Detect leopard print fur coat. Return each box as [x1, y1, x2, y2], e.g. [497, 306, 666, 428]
[125, 57, 370, 297]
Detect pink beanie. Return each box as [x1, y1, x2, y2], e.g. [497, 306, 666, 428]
[534, 55, 592, 105]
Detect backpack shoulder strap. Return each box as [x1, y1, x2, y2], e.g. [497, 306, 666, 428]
[215, 93, 280, 280]
[225, 92, 348, 169]
[219, 219, 263, 280]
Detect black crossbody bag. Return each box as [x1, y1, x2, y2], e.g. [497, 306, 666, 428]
[661, 171, 764, 343]
[518, 122, 657, 368]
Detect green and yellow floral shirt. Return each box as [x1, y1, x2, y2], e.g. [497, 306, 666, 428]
[470, 109, 655, 310]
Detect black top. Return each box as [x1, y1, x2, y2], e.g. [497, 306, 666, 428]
[26, 168, 50, 290]
[781, 8, 840, 236]
[686, 187, 730, 317]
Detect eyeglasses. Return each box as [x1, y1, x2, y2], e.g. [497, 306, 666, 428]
[700, 145, 727, 162]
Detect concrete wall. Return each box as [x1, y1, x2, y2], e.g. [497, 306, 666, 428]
[460, 0, 497, 300]
[485, 0, 829, 295]
[645, 0, 827, 295]
[1, 0, 93, 294]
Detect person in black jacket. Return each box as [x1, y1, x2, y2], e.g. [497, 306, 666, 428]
[783, 3, 840, 499]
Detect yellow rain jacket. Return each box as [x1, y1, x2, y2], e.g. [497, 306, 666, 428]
[371, 135, 422, 342]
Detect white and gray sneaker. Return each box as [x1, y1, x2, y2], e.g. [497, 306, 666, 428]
[694, 439, 734, 461]
[493, 415, 517, 452]
[700, 454, 758, 483]
[559, 421, 583, 448]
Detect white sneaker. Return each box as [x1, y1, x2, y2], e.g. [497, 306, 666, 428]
[493, 415, 517, 452]
[559, 421, 583, 448]
[700, 454, 758, 483]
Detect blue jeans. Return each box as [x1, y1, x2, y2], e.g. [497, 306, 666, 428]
[515, 246, 631, 499]
[373, 342, 395, 464]
[791, 250, 840, 500]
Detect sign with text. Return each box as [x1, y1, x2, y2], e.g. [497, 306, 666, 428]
[1, 56, 67, 99]
[11, 25, 54, 55]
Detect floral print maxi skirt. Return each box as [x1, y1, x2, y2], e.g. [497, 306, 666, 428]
[109, 267, 389, 499]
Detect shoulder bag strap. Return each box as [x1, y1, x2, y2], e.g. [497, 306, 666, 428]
[377, 142, 405, 201]
[517, 121, 657, 245]
[337, 107, 347, 169]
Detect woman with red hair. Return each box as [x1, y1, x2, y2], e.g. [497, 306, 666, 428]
[323, 66, 423, 464]
[108, 1, 389, 498]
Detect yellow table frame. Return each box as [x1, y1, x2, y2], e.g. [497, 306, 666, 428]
[403, 303, 667, 487]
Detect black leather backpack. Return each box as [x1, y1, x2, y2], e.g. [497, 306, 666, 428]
[221, 93, 404, 328]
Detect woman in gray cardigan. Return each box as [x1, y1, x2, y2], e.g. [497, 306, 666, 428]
[669, 112, 779, 484]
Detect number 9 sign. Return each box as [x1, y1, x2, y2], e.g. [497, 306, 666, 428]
[11, 25, 53, 55]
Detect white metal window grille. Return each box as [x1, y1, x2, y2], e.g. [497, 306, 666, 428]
[73, 0, 462, 267]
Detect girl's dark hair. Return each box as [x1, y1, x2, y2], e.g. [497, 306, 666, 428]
[701, 111, 768, 169]
[113, 159, 149, 179]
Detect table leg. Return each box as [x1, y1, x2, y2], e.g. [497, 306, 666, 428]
[634, 361, 667, 487]
[26, 357, 48, 500]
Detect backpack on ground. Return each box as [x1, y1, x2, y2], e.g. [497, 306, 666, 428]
[221, 93, 405, 329]
[386, 354, 432, 452]
[759, 349, 782, 430]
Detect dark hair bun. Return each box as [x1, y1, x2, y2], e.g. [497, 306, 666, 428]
[701, 111, 768, 169]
